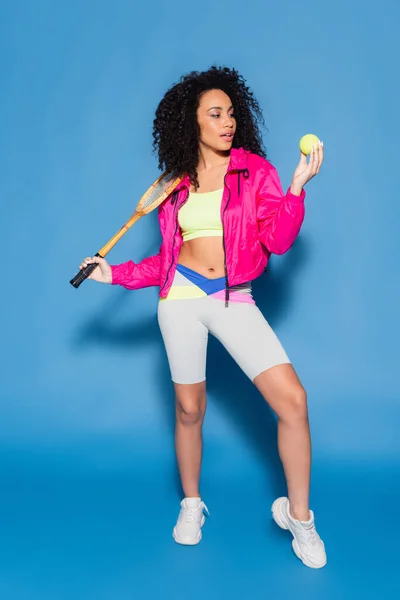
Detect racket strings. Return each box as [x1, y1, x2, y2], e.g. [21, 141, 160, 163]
[138, 174, 182, 211]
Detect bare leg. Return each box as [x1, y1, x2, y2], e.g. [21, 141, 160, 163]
[254, 364, 311, 521]
[174, 381, 207, 498]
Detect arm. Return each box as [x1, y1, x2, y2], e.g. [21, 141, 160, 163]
[256, 165, 306, 255]
[110, 251, 161, 290]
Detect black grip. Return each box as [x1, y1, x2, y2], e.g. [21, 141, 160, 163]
[69, 254, 101, 289]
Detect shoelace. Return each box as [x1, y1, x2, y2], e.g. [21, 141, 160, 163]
[298, 523, 319, 547]
[183, 502, 210, 523]
[183, 508, 197, 523]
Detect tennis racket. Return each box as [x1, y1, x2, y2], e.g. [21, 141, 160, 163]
[70, 172, 182, 288]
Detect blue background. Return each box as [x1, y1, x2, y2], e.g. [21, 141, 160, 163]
[1, 1, 399, 598]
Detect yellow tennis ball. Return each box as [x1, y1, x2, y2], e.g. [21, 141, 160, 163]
[300, 134, 320, 155]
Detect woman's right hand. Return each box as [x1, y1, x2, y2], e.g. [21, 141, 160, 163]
[79, 256, 112, 284]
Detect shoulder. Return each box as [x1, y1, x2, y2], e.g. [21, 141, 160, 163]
[242, 152, 285, 198]
[245, 151, 276, 175]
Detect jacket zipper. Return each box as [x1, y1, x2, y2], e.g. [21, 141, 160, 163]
[159, 188, 189, 295]
[222, 169, 248, 307]
[222, 172, 232, 307]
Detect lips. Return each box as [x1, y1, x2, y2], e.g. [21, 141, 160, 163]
[221, 133, 234, 140]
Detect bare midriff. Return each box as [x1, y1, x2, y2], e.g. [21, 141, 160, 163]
[178, 236, 226, 279]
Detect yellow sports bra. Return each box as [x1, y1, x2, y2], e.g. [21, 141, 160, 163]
[178, 188, 223, 242]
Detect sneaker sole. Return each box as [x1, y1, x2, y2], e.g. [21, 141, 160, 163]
[172, 515, 206, 546]
[272, 497, 327, 569]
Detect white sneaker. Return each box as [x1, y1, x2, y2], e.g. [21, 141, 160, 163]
[272, 497, 327, 569]
[172, 497, 209, 545]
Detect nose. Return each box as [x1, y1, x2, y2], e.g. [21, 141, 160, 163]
[223, 114, 234, 128]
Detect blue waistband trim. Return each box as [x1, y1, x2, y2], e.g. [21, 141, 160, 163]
[176, 264, 226, 295]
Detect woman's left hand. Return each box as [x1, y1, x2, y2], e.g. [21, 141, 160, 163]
[290, 140, 324, 196]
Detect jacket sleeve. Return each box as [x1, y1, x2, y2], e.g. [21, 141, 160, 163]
[256, 165, 306, 255]
[110, 251, 161, 290]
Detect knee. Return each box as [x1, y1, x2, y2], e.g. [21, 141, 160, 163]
[279, 387, 308, 423]
[176, 399, 205, 426]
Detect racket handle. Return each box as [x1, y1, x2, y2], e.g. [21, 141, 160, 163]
[69, 254, 101, 289]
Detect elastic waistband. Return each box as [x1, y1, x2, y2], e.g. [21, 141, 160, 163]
[161, 265, 254, 304]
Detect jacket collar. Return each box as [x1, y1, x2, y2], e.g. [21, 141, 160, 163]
[227, 147, 250, 171]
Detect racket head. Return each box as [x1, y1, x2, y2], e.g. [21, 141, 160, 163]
[135, 172, 183, 214]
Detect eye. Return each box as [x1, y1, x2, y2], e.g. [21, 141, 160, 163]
[210, 114, 220, 118]
[229, 113, 235, 119]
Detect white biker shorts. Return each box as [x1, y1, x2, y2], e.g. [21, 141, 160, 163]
[157, 295, 291, 384]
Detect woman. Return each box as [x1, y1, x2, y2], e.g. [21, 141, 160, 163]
[79, 66, 326, 569]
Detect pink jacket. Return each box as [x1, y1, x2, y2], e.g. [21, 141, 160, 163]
[111, 147, 306, 299]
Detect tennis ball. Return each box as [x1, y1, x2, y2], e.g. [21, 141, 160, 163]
[299, 134, 320, 155]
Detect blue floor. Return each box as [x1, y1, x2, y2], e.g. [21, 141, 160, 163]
[1, 443, 398, 600]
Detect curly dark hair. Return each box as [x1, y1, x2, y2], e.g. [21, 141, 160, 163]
[152, 66, 266, 188]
